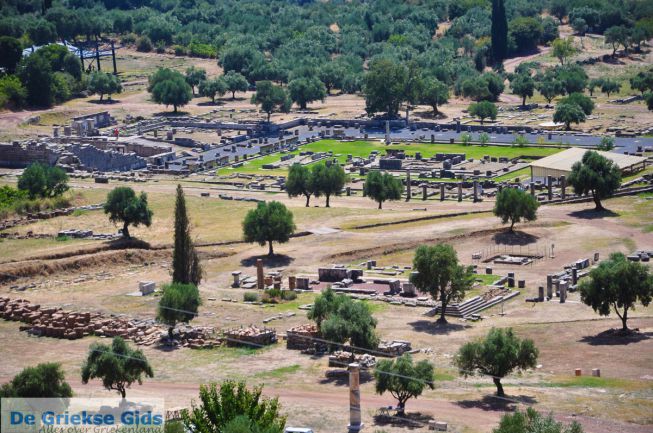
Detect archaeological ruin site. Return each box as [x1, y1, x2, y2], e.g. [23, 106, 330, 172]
[0, 1, 652, 432]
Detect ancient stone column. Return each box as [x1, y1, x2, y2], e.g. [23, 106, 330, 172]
[406, 170, 411, 202]
[256, 259, 264, 290]
[232, 271, 241, 288]
[571, 267, 578, 285]
[458, 183, 463, 202]
[559, 281, 568, 303]
[547, 175, 553, 201]
[538, 286, 544, 302]
[346, 187, 351, 196]
[385, 120, 390, 144]
[288, 276, 296, 290]
[560, 175, 567, 200]
[473, 180, 479, 203]
[530, 182, 535, 196]
[546, 275, 553, 299]
[422, 184, 428, 201]
[53, 126, 59, 137]
[440, 183, 445, 201]
[348, 363, 363, 433]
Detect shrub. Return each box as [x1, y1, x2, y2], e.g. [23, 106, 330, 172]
[172, 45, 187, 56]
[155, 42, 166, 54]
[188, 42, 217, 58]
[281, 290, 297, 301]
[136, 36, 152, 52]
[243, 292, 259, 302]
[120, 33, 136, 45]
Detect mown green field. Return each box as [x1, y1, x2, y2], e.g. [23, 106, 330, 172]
[217, 140, 564, 176]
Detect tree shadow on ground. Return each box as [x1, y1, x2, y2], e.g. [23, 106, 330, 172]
[153, 111, 190, 117]
[456, 394, 537, 412]
[413, 109, 448, 120]
[408, 320, 470, 335]
[579, 328, 652, 346]
[319, 370, 374, 387]
[240, 254, 294, 267]
[373, 412, 434, 430]
[568, 209, 619, 219]
[492, 230, 539, 246]
[89, 99, 121, 105]
[106, 237, 152, 250]
[153, 340, 181, 352]
[197, 101, 225, 107]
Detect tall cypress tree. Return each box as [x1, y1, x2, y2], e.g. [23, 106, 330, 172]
[172, 184, 202, 286]
[491, 0, 508, 64]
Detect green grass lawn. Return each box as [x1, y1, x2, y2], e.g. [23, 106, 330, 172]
[217, 140, 564, 176]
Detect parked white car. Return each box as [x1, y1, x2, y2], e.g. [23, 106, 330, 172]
[284, 428, 314, 433]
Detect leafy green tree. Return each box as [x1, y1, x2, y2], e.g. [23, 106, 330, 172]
[491, 0, 508, 63]
[243, 201, 295, 256]
[580, 252, 653, 332]
[510, 72, 535, 107]
[596, 136, 615, 151]
[363, 58, 408, 118]
[587, 78, 604, 97]
[494, 408, 584, 433]
[286, 163, 315, 207]
[600, 79, 620, 97]
[309, 288, 379, 350]
[104, 187, 153, 238]
[288, 76, 327, 109]
[0, 75, 27, 109]
[363, 171, 403, 209]
[550, 0, 568, 24]
[251, 80, 290, 122]
[469, 100, 497, 124]
[158, 283, 201, 339]
[374, 354, 435, 416]
[411, 244, 475, 324]
[646, 92, 653, 111]
[604, 26, 631, 56]
[479, 132, 490, 146]
[536, 72, 563, 104]
[220, 45, 265, 79]
[184, 66, 207, 95]
[559, 93, 594, 115]
[148, 68, 193, 113]
[81, 337, 154, 398]
[222, 71, 249, 99]
[0, 363, 72, 398]
[630, 27, 651, 52]
[455, 328, 538, 396]
[629, 71, 653, 95]
[312, 162, 347, 208]
[567, 150, 621, 211]
[182, 381, 286, 433]
[494, 188, 539, 232]
[318, 62, 345, 94]
[572, 18, 588, 36]
[509, 17, 543, 53]
[18, 54, 55, 107]
[421, 77, 449, 115]
[88, 71, 122, 101]
[553, 103, 586, 130]
[551, 38, 577, 65]
[0, 36, 23, 73]
[198, 77, 227, 103]
[172, 184, 202, 286]
[18, 162, 68, 199]
[29, 19, 57, 45]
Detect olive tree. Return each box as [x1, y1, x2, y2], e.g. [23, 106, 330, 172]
[455, 328, 538, 396]
[567, 150, 621, 211]
[411, 244, 475, 324]
[81, 337, 153, 398]
[580, 252, 653, 332]
[158, 283, 201, 339]
[363, 170, 402, 209]
[374, 354, 435, 416]
[493, 187, 539, 232]
[103, 187, 153, 238]
[242, 201, 295, 256]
